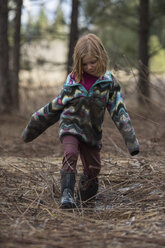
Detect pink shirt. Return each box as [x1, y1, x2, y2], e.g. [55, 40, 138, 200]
[70, 72, 99, 91]
[80, 72, 99, 91]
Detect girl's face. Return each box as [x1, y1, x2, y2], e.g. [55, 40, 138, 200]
[82, 54, 98, 77]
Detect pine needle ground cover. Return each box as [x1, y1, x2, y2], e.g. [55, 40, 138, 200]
[0, 114, 165, 248]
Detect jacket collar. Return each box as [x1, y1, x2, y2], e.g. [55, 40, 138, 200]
[64, 70, 112, 87]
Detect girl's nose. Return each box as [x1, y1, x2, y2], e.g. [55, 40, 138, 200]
[87, 64, 92, 70]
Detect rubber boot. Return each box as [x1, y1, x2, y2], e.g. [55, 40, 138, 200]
[77, 173, 98, 202]
[60, 170, 76, 209]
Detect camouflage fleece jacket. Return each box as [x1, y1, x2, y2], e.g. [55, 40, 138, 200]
[22, 70, 139, 156]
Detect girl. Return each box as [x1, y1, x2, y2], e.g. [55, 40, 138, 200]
[22, 33, 139, 208]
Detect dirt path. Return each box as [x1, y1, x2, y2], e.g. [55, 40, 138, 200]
[0, 108, 165, 247]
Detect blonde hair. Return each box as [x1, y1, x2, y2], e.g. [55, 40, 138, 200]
[71, 33, 109, 82]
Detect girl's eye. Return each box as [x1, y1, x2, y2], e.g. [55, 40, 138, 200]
[82, 60, 97, 66]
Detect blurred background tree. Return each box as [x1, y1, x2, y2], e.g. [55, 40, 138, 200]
[50, 3, 66, 37]
[67, 0, 79, 73]
[0, 0, 10, 113]
[10, 0, 23, 110]
[34, 4, 49, 38]
[0, 0, 23, 112]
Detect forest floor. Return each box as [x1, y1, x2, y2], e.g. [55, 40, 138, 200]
[0, 81, 165, 248]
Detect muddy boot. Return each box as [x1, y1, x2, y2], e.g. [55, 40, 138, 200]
[77, 173, 98, 202]
[60, 170, 76, 209]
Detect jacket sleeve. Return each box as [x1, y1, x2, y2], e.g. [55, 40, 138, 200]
[22, 88, 67, 143]
[107, 74, 139, 156]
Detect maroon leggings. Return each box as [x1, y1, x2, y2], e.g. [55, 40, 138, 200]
[61, 135, 101, 178]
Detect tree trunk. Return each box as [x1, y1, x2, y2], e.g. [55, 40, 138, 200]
[138, 0, 150, 104]
[10, 0, 23, 110]
[0, 0, 11, 113]
[67, 0, 79, 74]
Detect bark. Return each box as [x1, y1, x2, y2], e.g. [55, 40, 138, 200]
[0, 0, 11, 113]
[67, 0, 79, 74]
[138, 0, 150, 104]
